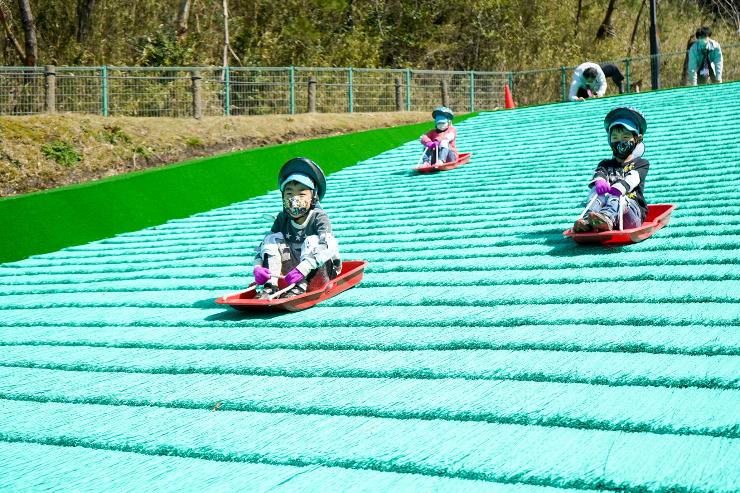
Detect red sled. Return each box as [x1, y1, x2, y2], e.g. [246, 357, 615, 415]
[215, 260, 368, 312]
[414, 152, 472, 173]
[563, 204, 676, 246]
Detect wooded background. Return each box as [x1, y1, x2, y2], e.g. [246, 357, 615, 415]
[0, 0, 737, 71]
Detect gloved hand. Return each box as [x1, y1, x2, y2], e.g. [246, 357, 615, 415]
[425, 140, 438, 149]
[253, 266, 271, 285]
[284, 268, 305, 286]
[608, 186, 623, 197]
[593, 178, 610, 195]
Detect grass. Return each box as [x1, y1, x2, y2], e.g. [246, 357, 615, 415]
[0, 112, 477, 263]
[0, 112, 431, 197]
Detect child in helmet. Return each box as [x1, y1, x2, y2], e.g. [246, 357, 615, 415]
[572, 107, 650, 233]
[420, 106, 457, 165]
[252, 157, 341, 299]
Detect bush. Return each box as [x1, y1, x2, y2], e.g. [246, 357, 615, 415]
[41, 141, 82, 167]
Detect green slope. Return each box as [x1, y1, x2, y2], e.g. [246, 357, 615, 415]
[0, 83, 739, 492]
[0, 115, 475, 264]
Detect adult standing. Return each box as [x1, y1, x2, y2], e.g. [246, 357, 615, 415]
[687, 26, 723, 85]
[569, 62, 607, 101]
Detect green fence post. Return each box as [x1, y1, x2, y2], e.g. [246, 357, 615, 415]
[289, 66, 295, 115]
[224, 66, 231, 116]
[469, 71, 475, 112]
[625, 58, 631, 94]
[348, 67, 353, 113]
[405, 68, 411, 111]
[561, 66, 567, 102]
[101, 66, 109, 116]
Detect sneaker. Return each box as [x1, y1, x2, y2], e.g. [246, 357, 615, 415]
[280, 284, 307, 299]
[572, 218, 592, 233]
[256, 283, 278, 300]
[589, 211, 614, 232]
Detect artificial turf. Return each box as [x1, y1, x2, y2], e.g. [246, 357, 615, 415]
[0, 83, 738, 491]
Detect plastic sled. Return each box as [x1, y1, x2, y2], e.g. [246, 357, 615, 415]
[563, 204, 676, 246]
[215, 260, 368, 312]
[414, 152, 472, 173]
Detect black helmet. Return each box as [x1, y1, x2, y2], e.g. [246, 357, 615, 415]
[604, 107, 647, 135]
[278, 157, 327, 201]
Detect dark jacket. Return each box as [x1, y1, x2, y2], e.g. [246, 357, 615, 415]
[591, 156, 650, 220]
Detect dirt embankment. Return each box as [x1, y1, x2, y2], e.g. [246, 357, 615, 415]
[0, 112, 429, 197]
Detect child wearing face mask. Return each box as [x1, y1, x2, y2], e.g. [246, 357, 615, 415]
[252, 157, 341, 299]
[420, 106, 457, 165]
[572, 107, 650, 233]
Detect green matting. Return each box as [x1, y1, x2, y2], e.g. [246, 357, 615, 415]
[0, 84, 739, 491]
[0, 115, 475, 264]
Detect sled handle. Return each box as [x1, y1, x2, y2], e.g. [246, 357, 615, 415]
[267, 283, 297, 300]
[618, 195, 625, 231]
[578, 191, 599, 220]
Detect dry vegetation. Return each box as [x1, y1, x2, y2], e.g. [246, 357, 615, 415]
[0, 111, 429, 196]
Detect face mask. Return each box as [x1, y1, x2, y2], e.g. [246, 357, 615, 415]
[283, 195, 312, 218]
[436, 120, 449, 131]
[610, 140, 637, 159]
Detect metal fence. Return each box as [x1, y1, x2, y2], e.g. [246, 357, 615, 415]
[0, 42, 737, 117]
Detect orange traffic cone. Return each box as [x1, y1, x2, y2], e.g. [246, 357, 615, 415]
[504, 84, 516, 109]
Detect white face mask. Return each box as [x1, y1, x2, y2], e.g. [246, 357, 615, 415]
[435, 120, 449, 131]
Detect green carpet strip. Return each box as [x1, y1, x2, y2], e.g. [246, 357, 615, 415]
[1, 82, 739, 491]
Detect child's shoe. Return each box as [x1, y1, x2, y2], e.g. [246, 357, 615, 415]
[572, 218, 591, 233]
[256, 283, 278, 300]
[281, 283, 307, 298]
[589, 211, 614, 232]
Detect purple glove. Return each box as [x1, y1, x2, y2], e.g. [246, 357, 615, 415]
[593, 178, 610, 195]
[253, 266, 271, 285]
[284, 268, 305, 286]
[425, 140, 438, 149]
[608, 186, 622, 197]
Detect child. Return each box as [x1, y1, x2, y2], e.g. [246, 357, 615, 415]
[573, 107, 650, 233]
[420, 106, 457, 165]
[252, 157, 341, 299]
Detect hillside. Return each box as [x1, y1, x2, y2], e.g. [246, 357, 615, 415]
[0, 112, 428, 196]
[0, 82, 738, 490]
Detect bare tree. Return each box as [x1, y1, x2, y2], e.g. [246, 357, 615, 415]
[707, 0, 739, 33]
[0, 0, 26, 62]
[76, 0, 96, 43]
[575, 0, 583, 35]
[17, 0, 37, 65]
[596, 0, 618, 39]
[628, 0, 647, 55]
[176, 0, 191, 39]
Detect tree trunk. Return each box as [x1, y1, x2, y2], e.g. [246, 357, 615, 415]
[17, 0, 37, 65]
[628, 0, 646, 55]
[222, 0, 229, 68]
[76, 0, 96, 43]
[596, 0, 618, 40]
[0, 3, 26, 62]
[575, 0, 583, 36]
[176, 0, 191, 39]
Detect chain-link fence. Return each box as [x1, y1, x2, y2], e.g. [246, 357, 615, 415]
[0, 42, 737, 117]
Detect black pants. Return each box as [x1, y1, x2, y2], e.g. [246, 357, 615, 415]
[600, 63, 625, 94]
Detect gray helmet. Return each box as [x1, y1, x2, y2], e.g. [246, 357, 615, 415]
[432, 106, 454, 121]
